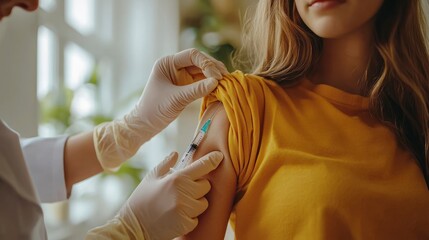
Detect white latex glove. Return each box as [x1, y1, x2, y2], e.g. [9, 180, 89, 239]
[127, 151, 223, 240]
[86, 151, 224, 240]
[94, 49, 228, 171]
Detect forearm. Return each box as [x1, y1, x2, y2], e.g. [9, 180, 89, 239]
[64, 131, 103, 195]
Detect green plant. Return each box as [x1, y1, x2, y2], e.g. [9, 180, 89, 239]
[181, 0, 236, 71]
[39, 66, 146, 187]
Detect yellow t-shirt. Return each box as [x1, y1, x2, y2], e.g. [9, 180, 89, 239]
[202, 71, 429, 239]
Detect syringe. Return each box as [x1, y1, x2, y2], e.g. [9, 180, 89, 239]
[171, 104, 221, 171]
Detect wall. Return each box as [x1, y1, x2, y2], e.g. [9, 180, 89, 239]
[0, 9, 38, 137]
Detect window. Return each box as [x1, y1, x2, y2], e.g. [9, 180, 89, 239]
[38, 0, 112, 136]
[38, 0, 181, 238]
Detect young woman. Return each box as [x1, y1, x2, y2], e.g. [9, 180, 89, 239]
[179, 0, 429, 239]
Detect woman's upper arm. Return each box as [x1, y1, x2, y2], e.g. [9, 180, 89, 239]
[181, 102, 237, 240]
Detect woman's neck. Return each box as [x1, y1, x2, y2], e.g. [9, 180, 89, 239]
[309, 22, 374, 95]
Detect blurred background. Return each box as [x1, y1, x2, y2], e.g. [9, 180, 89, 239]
[0, 0, 255, 239]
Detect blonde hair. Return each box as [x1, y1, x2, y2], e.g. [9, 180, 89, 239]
[236, 0, 429, 186]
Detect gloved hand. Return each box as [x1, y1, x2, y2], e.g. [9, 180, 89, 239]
[94, 49, 228, 171]
[86, 151, 224, 240]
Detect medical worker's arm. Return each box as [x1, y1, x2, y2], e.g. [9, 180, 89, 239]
[63, 49, 227, 194]
[177, 103, 237, 240]
[86, 151, 224, 240]
[64, 132, 101, 195]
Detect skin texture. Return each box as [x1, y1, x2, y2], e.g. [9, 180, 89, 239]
[64, 132, 103, 196]
[177, 103, 236, 240]
[295, 0, 384, 39]
[295, 0, 384, 95]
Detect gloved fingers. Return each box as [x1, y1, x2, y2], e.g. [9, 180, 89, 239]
[178, 78, 218, 103]
[173, 48, 224, 80]
[184, 65, 205, 80]
[173, 49, 209, 70]
[185, 58, 227, 77]
[180, 216, 199, 235]
[153, 152, 179, 177]
[191, 179, 212, 199]
[181, 195, 209, 218]
[178, 151, 224, 180]
[200, 51, 229, 75]
[178, 177, 211, 199]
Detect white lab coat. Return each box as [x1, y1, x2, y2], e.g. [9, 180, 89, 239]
[21, 135, 68, 202]
[0, 120, 68, 239]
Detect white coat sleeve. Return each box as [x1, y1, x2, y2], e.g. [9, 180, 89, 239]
[21, 136, 69, 203]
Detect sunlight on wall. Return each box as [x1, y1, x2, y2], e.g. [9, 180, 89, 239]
[65, 0, 95, 35]
[37, 26, 57, 99]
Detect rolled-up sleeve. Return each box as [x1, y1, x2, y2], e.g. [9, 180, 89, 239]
[21, 136, 69, 203]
